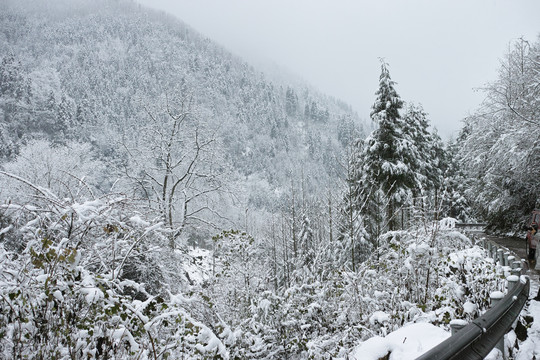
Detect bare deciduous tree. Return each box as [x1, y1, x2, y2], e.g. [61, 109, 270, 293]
[121, 94, 228, 248]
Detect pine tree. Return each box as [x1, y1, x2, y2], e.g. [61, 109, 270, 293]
[337, 114, 360, 147]
[428, 130, 446, 219]
[362, 60, 412, 230]
[298, 214, 314, 265]
[0, 54, 25, 100]
[442, 134, 472, 222]
[402, 104, 445, 220]
[338, 140, 370, 270]
[56, 94, 73, 139]
[285, 86, 298, 116]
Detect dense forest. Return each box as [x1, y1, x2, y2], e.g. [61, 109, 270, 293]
[0, 0, 539, 358]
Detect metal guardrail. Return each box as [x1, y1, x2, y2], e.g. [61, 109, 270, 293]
[416, 276, 529, 359]
[416, 238, 530, 360]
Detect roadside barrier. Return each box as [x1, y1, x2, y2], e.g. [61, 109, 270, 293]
[415, 238, 530, 360]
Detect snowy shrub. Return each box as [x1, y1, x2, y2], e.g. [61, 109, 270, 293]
[0, 175, 231, 359]
[0, 140, 108, 202]
[0, 238, 230, 359]
[187, 221, 504, 360]
[349, 225, 503, 339]
[208, 230, 263, 321]
[0, 173, 505, 359]
[432, 246, 504, 322]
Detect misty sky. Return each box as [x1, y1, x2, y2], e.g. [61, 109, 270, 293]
[136, 0, 540, 139]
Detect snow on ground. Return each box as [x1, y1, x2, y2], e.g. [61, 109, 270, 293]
[181, 247, 212, 284]
[349, 322, 449, 360]
[516, 287, 540, 360]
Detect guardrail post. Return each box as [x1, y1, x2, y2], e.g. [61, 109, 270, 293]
[503, 252, 510, 266]
[492, 245, 498, 260]
[521, 259, 528, 272]
[450, 319, 467, 335]
[490, 291, 507, 359]
[511, 259, 519, 269]
[507, 275, 521, 330]
[497, 249, 504, 264]
[507, 275, 519, 292]
[510, 268, 521, 277]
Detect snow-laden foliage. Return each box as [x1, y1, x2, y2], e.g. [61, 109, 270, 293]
[456, 36, 540, 231]
[440, 139, 472, 222]
[0, 176, 234, 359]
[190, 221, 504, 359]
[342, 62, 448, 256]
[0, 140, 108, 202]
[0, 239, 234, 359]
[117, 96, 230, 249]
[0, 174, 504, 360]
[364, 60, 412, 227]
[0, 0, 521, 358]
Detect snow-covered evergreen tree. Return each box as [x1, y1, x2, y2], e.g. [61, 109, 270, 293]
[401, 103, 446, 222]
[338, 140, 371, 270]
[441, 135, 472, 222]
[360, 60, 412, 231]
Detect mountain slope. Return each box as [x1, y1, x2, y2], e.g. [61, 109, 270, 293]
[0, 0, 370, 249]
[1, 0, 364, 188]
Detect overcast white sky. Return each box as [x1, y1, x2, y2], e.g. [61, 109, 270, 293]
[136, 0, 540, 139]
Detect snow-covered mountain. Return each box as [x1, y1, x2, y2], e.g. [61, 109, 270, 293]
[0, 0, 365, 221]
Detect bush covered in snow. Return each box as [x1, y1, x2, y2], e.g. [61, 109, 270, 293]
[0, 173, 504, 359]
[191, 222, 505, 359]
[0, 176, 232, 359]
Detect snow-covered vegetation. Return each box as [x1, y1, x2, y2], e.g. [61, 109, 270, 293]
[456, 36, 540, 233]
[0, 187, 505, 358]
[1, 0, 539, 358]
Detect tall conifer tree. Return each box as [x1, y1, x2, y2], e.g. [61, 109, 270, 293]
[362, 60, 412, 230]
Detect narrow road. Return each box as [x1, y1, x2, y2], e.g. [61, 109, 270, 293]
[484, 234, 539, 297]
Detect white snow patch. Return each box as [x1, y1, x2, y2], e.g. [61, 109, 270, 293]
[490, 291, 505, 300]
[369, 311, 390, 325]
[259, 299, 271, 317]
[129, 215, 150, 227]
[515, 298, 540, 359]
[439, 217, 457, 230]
[450, 319, 468, 326]
[52, 290, 64, 302]
[0, 225, 13, 236]
[463, 301, 477, 314]
[349, 322, 450, 360]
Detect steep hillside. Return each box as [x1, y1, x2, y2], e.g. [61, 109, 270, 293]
[0, 0, 365, 218]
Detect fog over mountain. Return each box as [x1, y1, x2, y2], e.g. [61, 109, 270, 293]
[137, 0, 540, 139]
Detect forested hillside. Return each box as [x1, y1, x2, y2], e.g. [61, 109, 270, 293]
[0, 0, 364, 237]
[0, 0, 516, 359]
